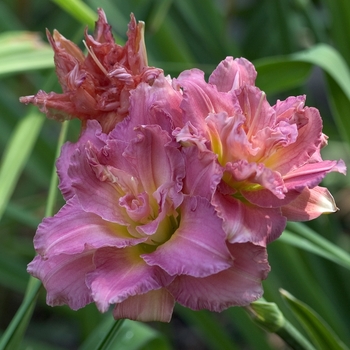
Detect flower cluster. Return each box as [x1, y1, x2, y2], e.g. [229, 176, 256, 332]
[22, 10, 346, 322]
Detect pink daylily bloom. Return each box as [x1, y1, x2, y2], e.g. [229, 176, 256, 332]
[25, 11, 345, 323]
[173, 57, 346, 245]
[28, 112, 269, 321]
[19, 9, 162, 133]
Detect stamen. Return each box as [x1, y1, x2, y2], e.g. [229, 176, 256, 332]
[82, 40, 109, 76]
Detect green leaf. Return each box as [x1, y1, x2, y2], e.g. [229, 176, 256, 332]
[79, 317, 170, 350]
[176, 306, 237, 350]
[280, 289, 349, 350]
[255, 58, 312, 94]
[0, 278, 41, 350]
[0, 32, 53, 77]
[0, 111, 45, 221]
[285, 222, 350, 271]
[279, 230, 350, 270]
[0, 121, 69, 349]
[291, 44, 350, 144]
[50, 0, 98, 29]
[255, 44, 350, 144]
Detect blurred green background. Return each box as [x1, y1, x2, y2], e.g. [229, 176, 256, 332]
[0, 0, 349, 349]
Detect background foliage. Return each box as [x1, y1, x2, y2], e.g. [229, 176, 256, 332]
[0, 0, 349, 349]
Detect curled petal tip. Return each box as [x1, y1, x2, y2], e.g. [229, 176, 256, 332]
[19, 95, 34, 104]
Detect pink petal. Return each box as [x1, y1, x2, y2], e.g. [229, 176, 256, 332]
[209, 56, 257, 92]
[225, 160, 286, 199]
[205, 111, 256, 163]
[27, 252, 94, 310]
[119, 192, 152, 223]
[173, 69, 240, 132]
[86, 246, 174, 312]
[241, 188, 300, 208]
[57, 120, 107, 200]
[266, 107, 323, 174]
[68, 141, 131, 224]
[281, 186, 339, 221]
[167, 242, 270, 311]
[142, 196, 232, 278]
[235, 85, 275, 139]
[213, 192, 286, 245]
[283, 159, 347, 191]
[113, 289, 175, 322]
[34, 196, 145, 258]
[274, 95, 307, 126]
[182, 146, 222, 199]
[120, 74, 183, 137]
[123, 124, 185, 207]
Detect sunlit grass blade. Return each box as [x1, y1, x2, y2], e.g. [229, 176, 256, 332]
[79, 317, 171, 350]
[286, 222, 350, 270]
[255, 44, 350, 144]
[280, 289, 349, 350]
[279, 229, 350, 270]
[0, 121, 69, 349]
[291, 44, 350, 144]
[0, 32, 53, 77]
[50, 0, 98, 29]
[0, 111, 44, 221]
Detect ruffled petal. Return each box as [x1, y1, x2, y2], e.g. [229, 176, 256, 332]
[57, 120, 107, 200]
[27, 252, 94, 310]
[274, 95, 306, 126]
[266, 107, 324, 174]
[113, 289, 175, 322]
[123, 124, 185, 207]
[213, 192, 286, 245]
[68, 140, 131, 224]
[86, 246, 174, 312]
[34, 196, 145, 258]
[182, 146, 222, 199]
[116, 74, 183, 139]
[235, 85, 275, 139]
[209, 56, 257, 92]
[283, 159, 347, 191]
[225, 160, 286, 199]
[167, 242, 270, 311]
[281, 186, 339, 221]
[142, 196, 232, 277]
[173, 69, 240, 132]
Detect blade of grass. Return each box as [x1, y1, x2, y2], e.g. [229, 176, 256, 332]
[0, 111, 45, 221]
[280, 289, 349, 350]
[175, 306, 238, 350]
[279, 229, 350, 270]
[0, 121, 69, 349]
[79, 317, 170, 350]
[50, 0, 98, 29]
[286, 222, 350, 270]
[0, 277, 41, 350]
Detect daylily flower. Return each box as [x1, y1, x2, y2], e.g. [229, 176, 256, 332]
[172, 57, 346, 245]
[19, 9, 162, 133]
[27, 83, 270, 321]
[24, 9, 345, 324]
